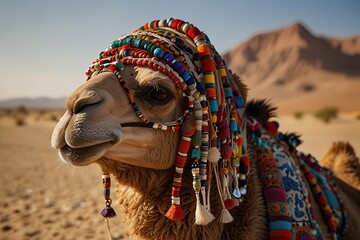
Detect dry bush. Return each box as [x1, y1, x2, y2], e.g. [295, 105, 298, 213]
[13, 112, 26, 126]
[13, 105, 28, 115]
[293, 111, 304, 120]
[48, 112, 59, 122]
[314, 106, 338, 123]
[355, 112, 360, 121]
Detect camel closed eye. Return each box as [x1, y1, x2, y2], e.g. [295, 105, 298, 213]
[136, 84, 174, 106]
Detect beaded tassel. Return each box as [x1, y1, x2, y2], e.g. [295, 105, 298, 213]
[165, 117, 195, 221]
[192, 157, 215, 225]
[192, 99, 214, 225]
[101, 173, 116, 218]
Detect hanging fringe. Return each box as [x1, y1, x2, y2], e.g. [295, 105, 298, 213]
[220, 208, 234, 223]
[101, 173, 117, 218]
[101, 205, 117, 218]
[104, 218, 114, 240]
[165, 204, 185, 221]
[195, 192, 215, 225]
[213, 160, 235, 223]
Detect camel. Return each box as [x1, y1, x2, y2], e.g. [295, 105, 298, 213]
[321, 142, 360, 191]
[51, 18, 359, 239]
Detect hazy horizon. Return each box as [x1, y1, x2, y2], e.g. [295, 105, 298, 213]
[1, 0, 359, 100]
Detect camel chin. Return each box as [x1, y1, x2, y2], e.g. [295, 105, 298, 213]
[52, 110, 122, 166]
[58, 141, 118, 166]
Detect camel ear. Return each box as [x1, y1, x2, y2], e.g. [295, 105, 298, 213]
[232, 73, 248, 102]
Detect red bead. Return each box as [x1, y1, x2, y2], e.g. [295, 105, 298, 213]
[178, 139, 191, 153]
[108, 65, 117, 72]
[200, 56, 215, 72]
[241, 156, 250, 166]
[171, 190, 181, 197]
[171, 19, 182, 29]
[176, 155, 187, 168]
[187, 26, 202, 40]
[318, 195, 327, 205]
[176, 20, 185, 32]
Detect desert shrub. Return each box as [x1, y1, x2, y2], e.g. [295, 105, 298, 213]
[301, 83, 315, 92]
[48, 112, 59, 122]
[14, 113, 26, 126]
[3, 108, 13, 116]
[314, 106, 338, 123]
[14, 105, 28, 115]
[355, 112, 360, 121]
[293, 111, 304, 120]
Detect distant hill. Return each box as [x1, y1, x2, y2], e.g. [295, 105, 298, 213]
[223, 22, 360, 113]
[0, 97, 66, 109]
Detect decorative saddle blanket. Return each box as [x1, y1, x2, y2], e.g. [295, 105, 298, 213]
[246, 118, 347, 240]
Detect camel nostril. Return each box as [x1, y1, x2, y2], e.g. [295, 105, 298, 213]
[73, 92, 103, 114]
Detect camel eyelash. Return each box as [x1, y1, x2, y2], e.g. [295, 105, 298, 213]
[135, 84, 174, 106]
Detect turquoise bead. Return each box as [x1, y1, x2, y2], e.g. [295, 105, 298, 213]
[191, 148, 201, 160]
[224, 89, 233, 98]
[153, 48, 164, 58]
[230, 121, 237, 132]
[111, 40, 120, 48]
[122, 38, 132, 44]
[133, 38, 142, 47]
[149, 45, 157, 54]
[116, 62, 125, 71]
[209, 99, 218, 113]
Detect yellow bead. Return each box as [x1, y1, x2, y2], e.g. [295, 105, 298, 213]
[193, 91, 200, 99]
[211, 115, 217, 123]
[219, 67, 227, 77]
[204, 73, 215, 84]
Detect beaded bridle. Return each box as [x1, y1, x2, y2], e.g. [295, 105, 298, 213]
[86, 18, 249, 224]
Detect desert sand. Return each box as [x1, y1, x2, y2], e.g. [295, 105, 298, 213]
[0, 114, 129, 240]
[0, 111, 359, 239]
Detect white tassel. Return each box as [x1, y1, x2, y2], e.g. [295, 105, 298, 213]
[220, 208, 234, 223]
[207, 147, 221, 211]
[208, 147, 221, 163]
[195, 193, 215, 225]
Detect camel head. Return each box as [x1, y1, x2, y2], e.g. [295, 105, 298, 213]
[51, 18, 248, 222]
[51, 66, 184, 169]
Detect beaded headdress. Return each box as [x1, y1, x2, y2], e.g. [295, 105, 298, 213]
[86, 18, 250, 224]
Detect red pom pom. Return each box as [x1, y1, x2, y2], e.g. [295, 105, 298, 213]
[267, 121, 278, 135]
[181, 119, 196, 137]
[224, 199, 236, 209]
[221, 144, 232, 160]
[241, 156, 250, 166]
[165, 204, 185, 221]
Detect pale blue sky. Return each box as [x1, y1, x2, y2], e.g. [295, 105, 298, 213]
[0, 0, 359, 100]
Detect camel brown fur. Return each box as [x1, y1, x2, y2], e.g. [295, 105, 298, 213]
[321, 141, 360, 191]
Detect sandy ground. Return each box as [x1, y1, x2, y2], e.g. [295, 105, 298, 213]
[277, 112, 360, 160]
[0, 112, 359, 239]
[0, 116, 129, 240]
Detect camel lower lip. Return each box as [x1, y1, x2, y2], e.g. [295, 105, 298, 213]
[59, 141, 116, 166]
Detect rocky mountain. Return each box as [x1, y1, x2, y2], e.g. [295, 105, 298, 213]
[0, 97, 66, 109]
[223, 22, 360, 113]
